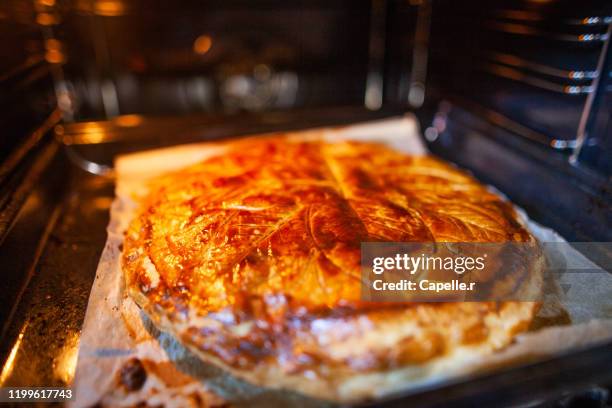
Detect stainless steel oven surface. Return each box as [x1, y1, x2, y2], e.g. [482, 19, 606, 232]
[0, 1, 610, 407]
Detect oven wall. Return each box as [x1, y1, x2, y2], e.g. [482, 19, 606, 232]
[42, 0, 374, 120]
[0, 1, 56, 164]
[418, 0, 611, 241]
[0, 0, 59, 245]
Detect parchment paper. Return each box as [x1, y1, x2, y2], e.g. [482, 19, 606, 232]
[71, 117, 612, 407]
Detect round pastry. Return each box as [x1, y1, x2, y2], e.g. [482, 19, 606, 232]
[122, 138, 543, 402]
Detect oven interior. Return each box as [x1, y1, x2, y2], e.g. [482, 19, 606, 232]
[0, 0, 610, 406]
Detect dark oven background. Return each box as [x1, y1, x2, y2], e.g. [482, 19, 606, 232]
[50, 0, 373, 118]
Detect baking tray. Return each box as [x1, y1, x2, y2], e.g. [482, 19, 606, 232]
[1, 106, 611, 407]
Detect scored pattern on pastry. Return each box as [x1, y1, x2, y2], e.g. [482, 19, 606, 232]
[121, 138, 541, 397]
[124, 139, 529, 311]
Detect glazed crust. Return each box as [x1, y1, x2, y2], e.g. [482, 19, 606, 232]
[122, 138, 543, 402]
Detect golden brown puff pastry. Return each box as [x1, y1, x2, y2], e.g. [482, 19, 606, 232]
[122, 138, 543, 402]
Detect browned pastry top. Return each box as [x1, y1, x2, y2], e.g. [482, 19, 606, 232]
[121, 138, 537, 379]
